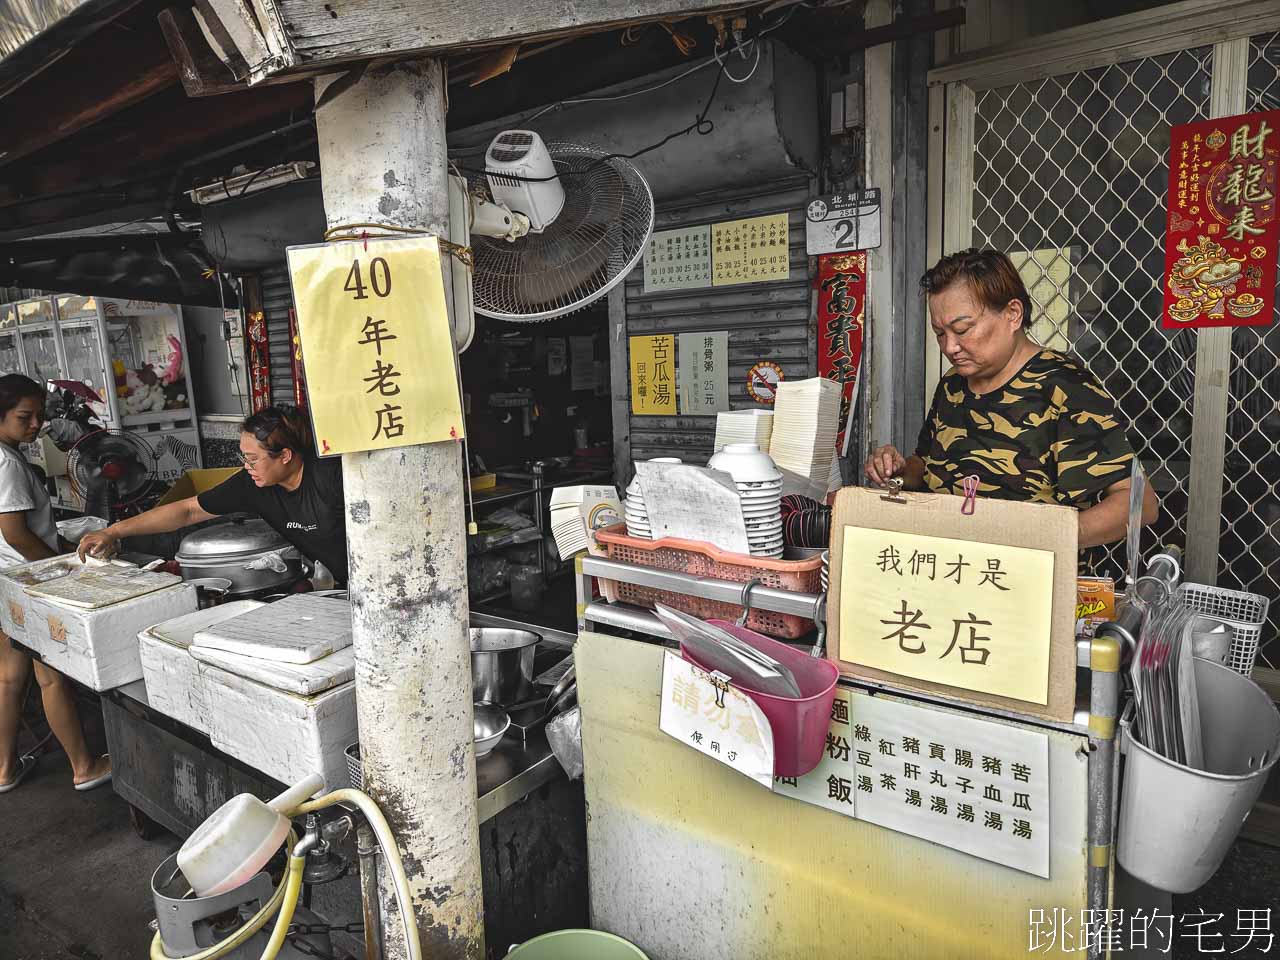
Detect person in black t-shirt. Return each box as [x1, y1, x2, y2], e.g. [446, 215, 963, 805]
[79, 406, 348, 586]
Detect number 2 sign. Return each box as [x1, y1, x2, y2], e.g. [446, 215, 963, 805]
[806, 189, 882, 255]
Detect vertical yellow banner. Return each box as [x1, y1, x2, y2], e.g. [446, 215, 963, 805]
[630, 334, 676, 415]
[286, 236, 465, 456]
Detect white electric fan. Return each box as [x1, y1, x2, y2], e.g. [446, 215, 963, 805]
[449, 131, 655, 325]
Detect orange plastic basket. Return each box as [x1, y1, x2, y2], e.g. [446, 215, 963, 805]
[594, 523, 822, 639]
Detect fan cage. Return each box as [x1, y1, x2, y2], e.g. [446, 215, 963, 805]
[469, 142, 655, 322]
[67, 429, 158, 507]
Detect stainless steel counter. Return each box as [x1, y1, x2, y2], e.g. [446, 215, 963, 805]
[114, 676, 564, 824]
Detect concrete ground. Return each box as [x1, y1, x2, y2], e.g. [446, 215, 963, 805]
[1, 708, 178, 960]
[2, 696, 1277, 960]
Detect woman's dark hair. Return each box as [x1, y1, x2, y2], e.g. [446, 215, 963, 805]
[920, 248, 1033, 328]
[0, 374, 45, 418]
[242, 404, 314, 459]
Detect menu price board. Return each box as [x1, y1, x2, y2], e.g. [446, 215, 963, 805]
[1161, 109, 1279, 329]
[643, 225, 712, 293]
[774, 689, 1050, 878]
[287, 236, 465, 455]
[712, 213, 790, 286]
[676, 331, 728, 416]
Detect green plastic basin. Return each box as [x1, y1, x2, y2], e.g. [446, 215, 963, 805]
[507, 929, 648, 959]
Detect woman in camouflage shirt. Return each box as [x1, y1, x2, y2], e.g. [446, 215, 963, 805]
[865, 249, 1158, 549]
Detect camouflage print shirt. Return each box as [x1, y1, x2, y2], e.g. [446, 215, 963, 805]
[914, 349, 1135, 508]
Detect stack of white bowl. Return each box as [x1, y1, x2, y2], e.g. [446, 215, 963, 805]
[714, 409, 775, 453]
[624, 457, 682, 539]
[707, 443, 784, 559]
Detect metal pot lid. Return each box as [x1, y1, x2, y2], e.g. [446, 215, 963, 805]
[176, 517, 290, 563]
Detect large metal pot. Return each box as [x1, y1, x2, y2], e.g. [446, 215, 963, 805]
[470, 628, 538, 705]
[176, 517, 308, 597]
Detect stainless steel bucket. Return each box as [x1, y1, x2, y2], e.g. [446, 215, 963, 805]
[470, 627, 538, 705]
[1118, 657, 1280, 893]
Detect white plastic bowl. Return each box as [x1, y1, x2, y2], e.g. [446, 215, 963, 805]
[708, 444, 782, 484]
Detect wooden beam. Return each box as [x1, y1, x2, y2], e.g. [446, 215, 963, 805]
[260, 0, 748, 75]
[159, 5, 241, 96]
[0, 24, 178, 168]
[0, 81, 313, 210]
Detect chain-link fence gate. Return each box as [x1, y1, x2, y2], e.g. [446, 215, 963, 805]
[969, 43, 1213, 589]
[945, 29, 1280, 669]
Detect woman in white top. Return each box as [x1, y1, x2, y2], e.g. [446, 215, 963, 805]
[0, 375, 110, 793]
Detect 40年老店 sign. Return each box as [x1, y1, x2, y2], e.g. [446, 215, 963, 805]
[286, 236, 465, 456]
[1161, 109, 1280, 329]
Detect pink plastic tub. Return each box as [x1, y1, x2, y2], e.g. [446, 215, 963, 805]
[681, 620, 839, 778]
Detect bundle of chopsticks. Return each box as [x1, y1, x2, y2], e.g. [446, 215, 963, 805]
[1130, 586, 1204, 770]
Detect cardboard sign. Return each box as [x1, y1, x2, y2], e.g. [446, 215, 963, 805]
[286, 236, 464, 455]
[840, 526, 1056, 705]
[828, 487, 1078, 723]
[629, 334, 675, 415]
[1161, 110, 1279, 329]
[659, 652, 774, 788]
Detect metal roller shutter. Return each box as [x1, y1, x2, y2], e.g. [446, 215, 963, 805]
[621, 177, 817, 470]
[260, 264, 296, 407]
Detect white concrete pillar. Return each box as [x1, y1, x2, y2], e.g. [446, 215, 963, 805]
[313, 58, 484, 960]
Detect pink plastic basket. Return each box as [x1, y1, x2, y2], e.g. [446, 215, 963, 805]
[682, 620, 839, 778]
[595, 524, 822, 639]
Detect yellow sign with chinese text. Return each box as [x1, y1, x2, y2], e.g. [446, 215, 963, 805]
[839, 526, 1055, 705]
[286, 236, 464, 456]
[712, 213, 790, 286]
[629, 334, 675, 415]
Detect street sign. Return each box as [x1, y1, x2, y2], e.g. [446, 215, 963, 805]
[805, 189, 882, 255]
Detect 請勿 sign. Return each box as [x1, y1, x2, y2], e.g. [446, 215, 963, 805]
[805, 189, 882, 256]
[1161, 109, 1279, 329]
[839, 526, 1056, 706]
[659, 652, 774, 788]
[286, 236, 465, 456]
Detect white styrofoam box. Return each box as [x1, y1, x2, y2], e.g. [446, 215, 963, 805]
[200, 661, 357, 791]
[24, 583, 197, 691]
[189, 645, 354, 696]
[0, 554, 86, 640]
[138, 600, 264, 731]
[192, 594, 352, 664]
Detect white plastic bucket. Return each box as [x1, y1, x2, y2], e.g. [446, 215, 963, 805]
[1118, 657, 1280, 893]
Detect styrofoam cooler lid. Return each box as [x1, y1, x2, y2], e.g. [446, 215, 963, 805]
[146, 600, 266, 649]
[192, 594, 352, 664]
[190, 644, 355, 696]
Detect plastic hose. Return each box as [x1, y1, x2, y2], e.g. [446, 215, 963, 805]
[149, 832, 298, 960]
[295, 788, 422, 960]
[259, 852, 306, 960]
[149, 788, 422, 960]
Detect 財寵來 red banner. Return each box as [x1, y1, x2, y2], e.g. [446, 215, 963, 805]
[1161, 109, 1279, 329]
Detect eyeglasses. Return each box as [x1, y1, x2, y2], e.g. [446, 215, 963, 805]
[236, 450, 279, 468]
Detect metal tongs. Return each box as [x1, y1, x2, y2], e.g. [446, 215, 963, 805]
[654, 603, 802, 698]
